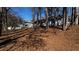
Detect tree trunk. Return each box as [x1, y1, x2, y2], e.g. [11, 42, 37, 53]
[45, 7, 49, 29]
[38, 7, 41, 20]
[71, 7, 75, 25]
[2, 7, 8, 31]
[0, 19, 2, 36]
[0, 8, 3, 36]
[63, 7, 67, 30]
[37, 8, 39, 26]
[75, 15, 78, 25]
[32, 7, 35, 30]
[74, 7, 78, 25]
[5, 8, 8, 31]
[38, 7, 41, 27]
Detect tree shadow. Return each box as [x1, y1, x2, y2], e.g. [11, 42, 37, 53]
[0, 39, 16, 48]
[26, 34, 46, 51]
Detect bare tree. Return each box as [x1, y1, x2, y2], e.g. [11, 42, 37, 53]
[48, 7, 52, 16]
[2, 7, 10, 31]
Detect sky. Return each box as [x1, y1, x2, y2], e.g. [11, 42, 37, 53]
[11, 7, 32, 22]
[10, 7, 72, 22]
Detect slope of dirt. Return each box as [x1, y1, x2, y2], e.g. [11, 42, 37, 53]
[0, 25, 79, 51]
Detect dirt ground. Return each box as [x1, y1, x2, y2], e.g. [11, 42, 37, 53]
[0, 25, 79, 51]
